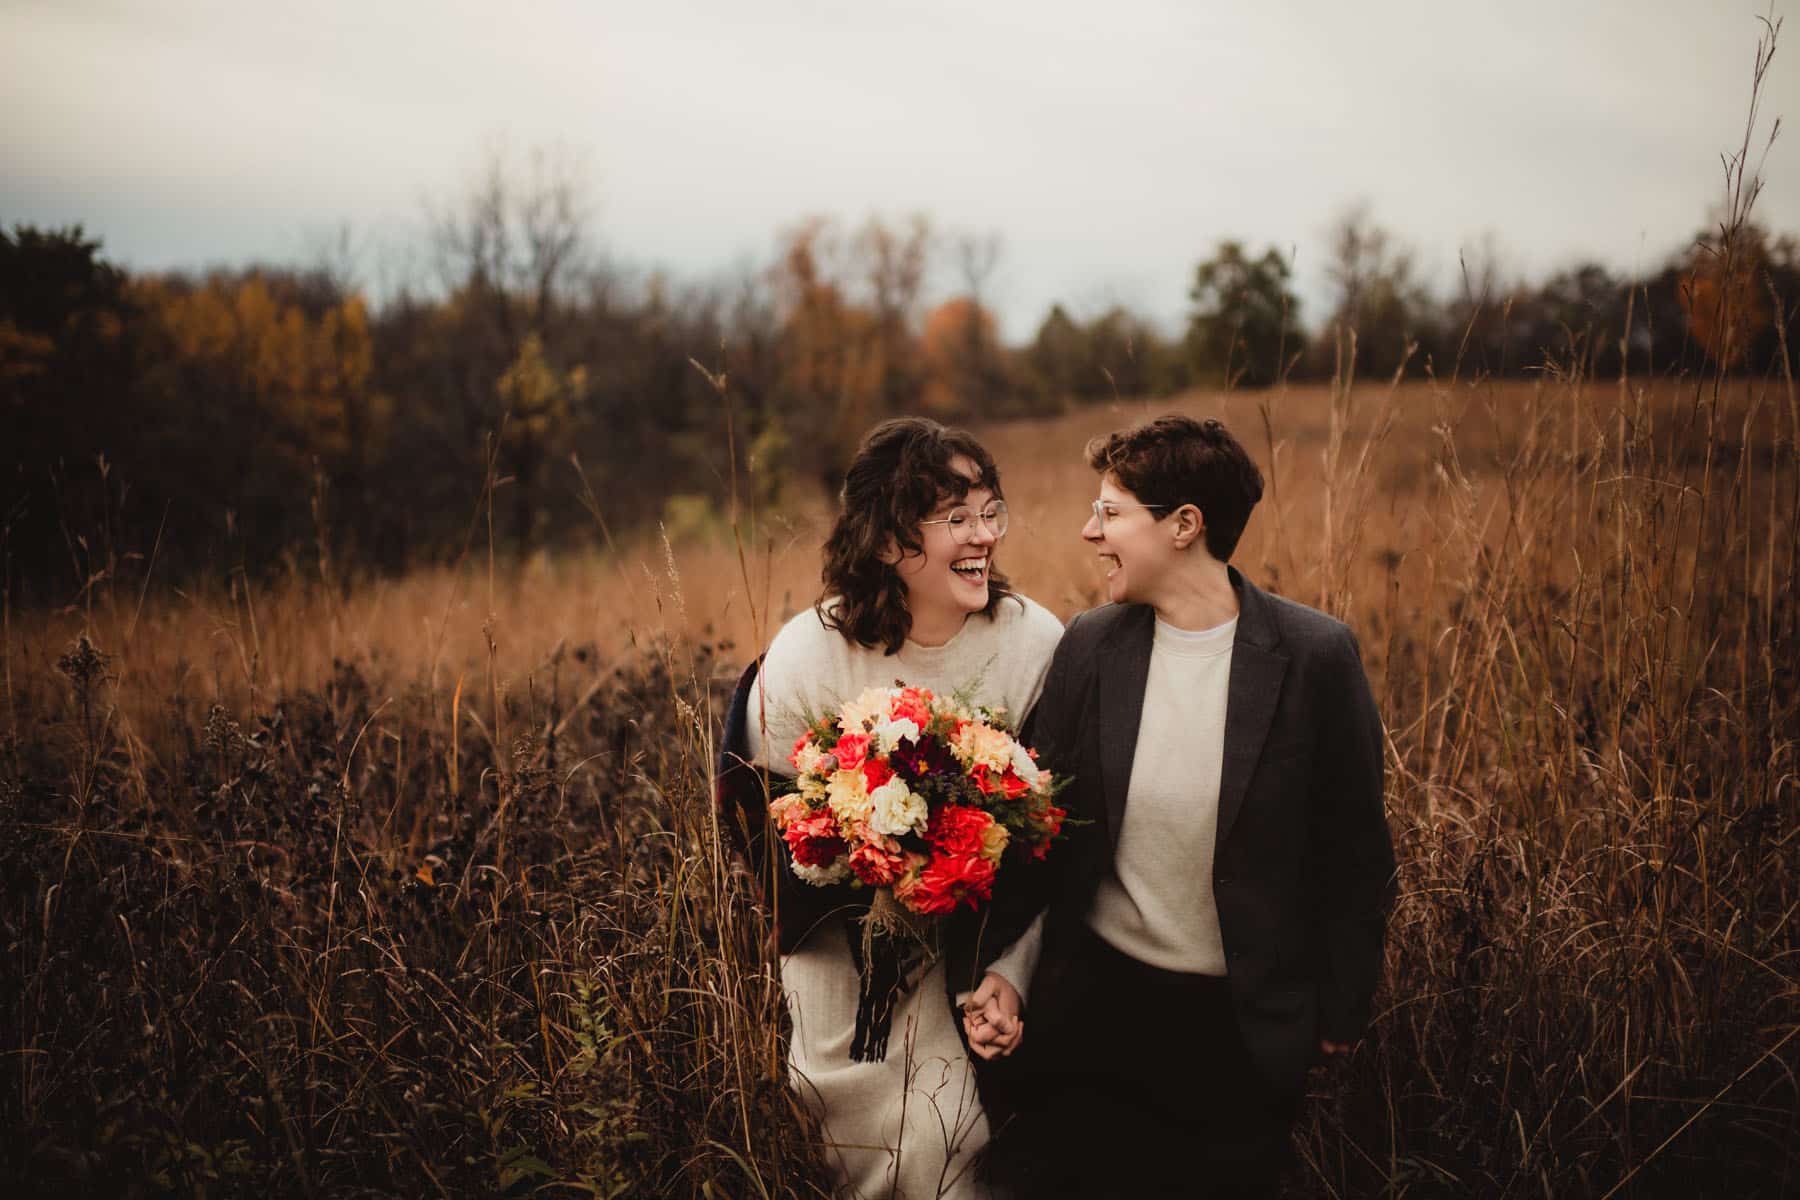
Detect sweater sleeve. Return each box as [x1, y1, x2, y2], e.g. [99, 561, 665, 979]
[981, 911, 1045, 1003]
[736, 611, 868, 953]
[1011, 596, 1071, 730]
[743, 607, 835, 770]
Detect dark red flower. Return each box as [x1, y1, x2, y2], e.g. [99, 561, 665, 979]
[1030, 806, 1067, 859]
[784, 812, 846, 867]
[892, 734, 958, 781]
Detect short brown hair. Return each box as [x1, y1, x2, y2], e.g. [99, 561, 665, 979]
[1085, 414, 1264, 560]
[818, 418, 1014, 653]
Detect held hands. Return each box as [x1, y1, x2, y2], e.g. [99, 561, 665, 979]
[962, 979, 1350, 1066]
[962, 971, 1024, 1060]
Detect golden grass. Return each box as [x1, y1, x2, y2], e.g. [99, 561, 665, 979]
[6, 363, 1798, 1196]
[14, 377, 1781, 772]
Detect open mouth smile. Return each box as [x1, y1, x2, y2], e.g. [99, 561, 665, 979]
[952, 555, 989, 581]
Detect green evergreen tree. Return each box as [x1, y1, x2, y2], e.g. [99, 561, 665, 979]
[1185, 241, 1299, 387]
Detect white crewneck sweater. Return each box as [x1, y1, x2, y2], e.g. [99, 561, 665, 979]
[1087, 614, 1237, 974]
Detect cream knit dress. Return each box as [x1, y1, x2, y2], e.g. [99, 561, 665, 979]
[746, 594, 1063, 1200]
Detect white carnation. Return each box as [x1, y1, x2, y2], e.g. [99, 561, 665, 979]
[790, 858, 852, 885]
[867, 778, 929, 838]
[1009, 742, 1041, 786]
[869, 716, 921, 753]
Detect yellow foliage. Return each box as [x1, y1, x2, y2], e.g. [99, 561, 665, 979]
[132, 274, 382, 469]
[0, 320, 57, 382]
[497, 332, 583, 444]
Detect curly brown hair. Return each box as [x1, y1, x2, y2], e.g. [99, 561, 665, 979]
[818, 417, 1015, 653]
[1085, 414, 1265, 561]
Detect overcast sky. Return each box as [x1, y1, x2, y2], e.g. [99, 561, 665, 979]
[4, 0, 1797, 339]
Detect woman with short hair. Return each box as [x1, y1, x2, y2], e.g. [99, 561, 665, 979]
[976, 414, 1394, 1199]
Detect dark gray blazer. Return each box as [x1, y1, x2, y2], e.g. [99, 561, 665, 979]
[983, 567, 1395, 1098]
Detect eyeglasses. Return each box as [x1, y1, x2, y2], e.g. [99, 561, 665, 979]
[1089, 499, 1169, 530]
[920, 501, 1010, 544]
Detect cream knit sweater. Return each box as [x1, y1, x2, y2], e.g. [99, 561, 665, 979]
[1087, 614, 1237, 974]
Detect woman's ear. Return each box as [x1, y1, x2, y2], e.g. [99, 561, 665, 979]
[1170, 504, 1204, 551]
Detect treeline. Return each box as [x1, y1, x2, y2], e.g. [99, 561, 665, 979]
[4, 172, 1797, 601]
[1178, 208, 1800, 388]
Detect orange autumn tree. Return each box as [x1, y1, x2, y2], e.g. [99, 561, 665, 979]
[919, 295, 1000, 418]
[1681, 227, 1773, 370]
[773, 219, 905, 490]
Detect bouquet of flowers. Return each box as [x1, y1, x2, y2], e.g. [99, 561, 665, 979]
[770, 683, 1067, 1059]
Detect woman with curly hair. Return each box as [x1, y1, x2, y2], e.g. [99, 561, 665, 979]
[722, 416, 1061, 1198]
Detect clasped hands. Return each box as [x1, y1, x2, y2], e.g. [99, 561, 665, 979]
[961, 971, 1024, 1060]
[961, 970, 1355, 1066]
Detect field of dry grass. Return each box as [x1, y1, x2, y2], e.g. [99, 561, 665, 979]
[6, 378, 1712, 729]
[4, 367, 1798, 1196]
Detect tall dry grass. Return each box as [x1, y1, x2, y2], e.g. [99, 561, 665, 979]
[6, 362, 1795, 1197]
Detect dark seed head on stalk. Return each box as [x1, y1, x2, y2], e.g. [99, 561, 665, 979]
[56, 634, 109, 692]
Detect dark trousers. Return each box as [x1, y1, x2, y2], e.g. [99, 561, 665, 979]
[983, 925, 1298, 1199]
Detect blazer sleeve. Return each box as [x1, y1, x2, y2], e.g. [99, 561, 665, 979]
[715, 658, 862, 956]
[1305, 627, 1397, 1042]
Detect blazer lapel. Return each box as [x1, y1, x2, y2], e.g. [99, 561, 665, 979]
[1096, 604, 1155, 847]
[1217, 569, 1289, 847]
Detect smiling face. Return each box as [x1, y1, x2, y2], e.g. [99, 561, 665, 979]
[820, 417, 1016, 653]
[895, 455, 1002, 633]
[1082, 474, 1180, 606]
